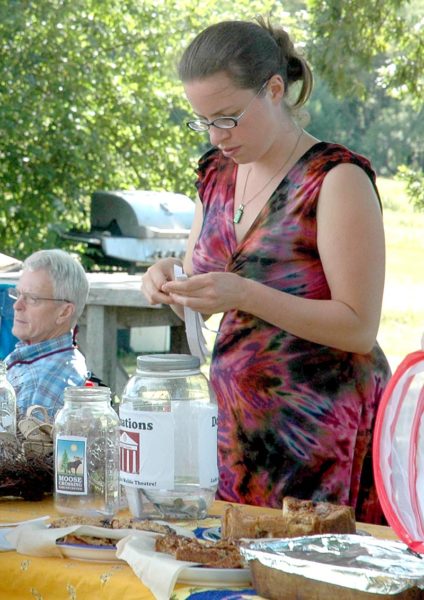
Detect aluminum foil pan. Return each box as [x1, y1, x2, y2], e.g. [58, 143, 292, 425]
[240, 535, 424, 595]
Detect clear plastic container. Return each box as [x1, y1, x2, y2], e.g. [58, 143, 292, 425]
[54, 386, 120, 517]
[120, 354, 218, 520]
[0, 360, 16, 438]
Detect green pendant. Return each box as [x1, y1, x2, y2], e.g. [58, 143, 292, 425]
[233, 204, 244, 224]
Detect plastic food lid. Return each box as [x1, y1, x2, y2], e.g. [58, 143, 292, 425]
[373, 346, 424, 553]
[136, 353, 201, 372]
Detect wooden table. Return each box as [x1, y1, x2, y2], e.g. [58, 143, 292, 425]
[0, 272, 188, 396]
[0, 496, 399, 600]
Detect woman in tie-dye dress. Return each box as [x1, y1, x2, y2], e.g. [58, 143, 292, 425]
[142, 19, 391, 523]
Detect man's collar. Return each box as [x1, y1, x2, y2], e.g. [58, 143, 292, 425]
[6, 331, 74, 363]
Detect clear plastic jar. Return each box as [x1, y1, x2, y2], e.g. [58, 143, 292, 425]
[120, 354, 218, 520]
[54, 386, 120, 517]
[0, 360, 16, 438]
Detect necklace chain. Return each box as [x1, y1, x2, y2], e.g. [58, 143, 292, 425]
[233, 129, 304, 225]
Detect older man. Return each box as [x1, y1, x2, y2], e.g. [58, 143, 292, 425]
[5, 249, 89, 420]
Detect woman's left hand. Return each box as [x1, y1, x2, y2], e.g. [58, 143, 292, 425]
[162, 271, 246, 315]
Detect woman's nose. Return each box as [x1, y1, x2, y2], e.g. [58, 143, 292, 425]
[208, 126, 231, 146]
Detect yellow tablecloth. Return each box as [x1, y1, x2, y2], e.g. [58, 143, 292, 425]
[0, 496, 150, 600]
[0, 497, 256, 600]
[0, 496, 398, 600]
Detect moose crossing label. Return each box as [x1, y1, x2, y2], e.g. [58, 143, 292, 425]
[55, 435, 88, 495]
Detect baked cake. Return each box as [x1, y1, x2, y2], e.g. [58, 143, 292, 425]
[155, 534, 245, 568]
[50, 515, 175, 535]
[221, 496, 356, 540]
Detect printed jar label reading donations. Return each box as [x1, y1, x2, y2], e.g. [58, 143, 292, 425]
[120, 409, 174, 489]
[119, 405, 218, 489]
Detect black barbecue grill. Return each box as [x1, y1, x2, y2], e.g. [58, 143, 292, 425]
[61, 190, 195, 271]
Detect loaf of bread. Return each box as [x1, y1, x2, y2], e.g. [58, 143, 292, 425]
[282, 496, 356, 536]
[221, 496, 356, 540]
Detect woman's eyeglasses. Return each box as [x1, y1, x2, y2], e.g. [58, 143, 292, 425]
[186, 80, 269, 132]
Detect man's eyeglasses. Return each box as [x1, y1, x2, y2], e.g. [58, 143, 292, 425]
[186, 80, 269, 132]
[8, 288, 71, 307]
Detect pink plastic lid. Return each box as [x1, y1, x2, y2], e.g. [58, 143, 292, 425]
[373, 349, 424, 553]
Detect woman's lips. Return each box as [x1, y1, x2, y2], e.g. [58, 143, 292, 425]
[220, 146, 241, 159]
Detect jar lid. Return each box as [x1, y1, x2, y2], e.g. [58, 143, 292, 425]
[136, 353, 200, 372]
[64, 386, 111, 401]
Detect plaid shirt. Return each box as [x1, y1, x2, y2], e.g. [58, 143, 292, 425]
[5, 332, 88, 420]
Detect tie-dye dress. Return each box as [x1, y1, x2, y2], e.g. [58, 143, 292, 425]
[192, 141, 391, 524]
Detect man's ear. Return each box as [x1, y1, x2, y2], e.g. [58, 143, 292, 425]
[56, 302, 75, 324]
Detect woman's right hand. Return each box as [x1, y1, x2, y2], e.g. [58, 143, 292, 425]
[141, 257, 183, 306]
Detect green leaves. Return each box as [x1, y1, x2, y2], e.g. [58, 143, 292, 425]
[305, 0, 423, 102]
[0, 1, 188, 256]
[1, 0, 422, 257]
[1, 0, 282, 258]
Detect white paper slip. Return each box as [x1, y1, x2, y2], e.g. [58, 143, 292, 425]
[0, 528, 15, 551]
[173, 265, 211, 364]
[0, 515, 50, 528]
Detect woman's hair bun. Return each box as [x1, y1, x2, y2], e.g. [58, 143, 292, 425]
[287, 56, 304, 83]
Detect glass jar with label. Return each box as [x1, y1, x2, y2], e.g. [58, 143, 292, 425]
[0, 360, 16, 439]
[54, 386, 120, 517]
[120, 354, 218, 520]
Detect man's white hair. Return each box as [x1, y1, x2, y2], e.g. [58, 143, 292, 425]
[23, 249, 89, 326]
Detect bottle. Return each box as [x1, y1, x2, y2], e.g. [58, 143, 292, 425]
[54, 386, 120, 517]
[0, 360, 16, 438]
[120, 354, 218, 520]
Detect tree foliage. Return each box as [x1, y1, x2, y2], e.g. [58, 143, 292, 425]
[305, 0, 423, 103]
[306, 76, 424, 176]
[0, 0, 423, 260]
[0, 0, 275, 259]
[304, 0, 424, 208]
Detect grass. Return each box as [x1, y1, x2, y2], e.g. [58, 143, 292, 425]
[377, 177, 424, 370]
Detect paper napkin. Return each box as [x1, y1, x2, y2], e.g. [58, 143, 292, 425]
[6, 520, 195, 558]
[7, 521, 88, 557]
[0, 528, 15, 551]
[116, 534, 198, 600]
[173, 265, 211, 364]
